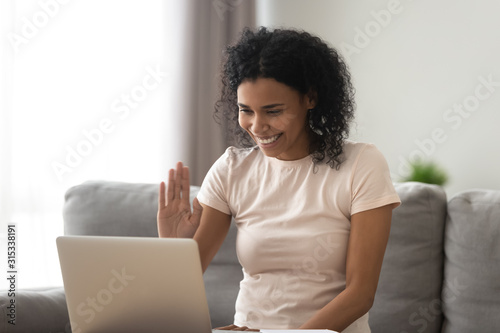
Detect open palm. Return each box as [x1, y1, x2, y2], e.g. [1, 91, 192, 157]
[157, 162, 203, 238]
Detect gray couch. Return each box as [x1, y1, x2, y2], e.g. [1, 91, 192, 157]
[1, 181, 499, 332]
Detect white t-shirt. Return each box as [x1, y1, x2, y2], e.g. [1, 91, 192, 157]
[197, 141, 401, 332]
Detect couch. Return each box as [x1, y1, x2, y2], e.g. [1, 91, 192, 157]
[1, 180, 499, 333]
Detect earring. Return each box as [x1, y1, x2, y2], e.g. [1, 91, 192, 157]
[308, 109, 324, 136]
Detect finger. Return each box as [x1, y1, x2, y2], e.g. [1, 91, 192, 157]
[166, 169, 175, 204]
[233, 326, 249, 331]
[174, 162, 183, 199]
[214, 324, 238, 330]
[181, 166, 190, 201]
[158, 181, 166, 208]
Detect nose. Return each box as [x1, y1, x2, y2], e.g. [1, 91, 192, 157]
[250, 113, 270, 134]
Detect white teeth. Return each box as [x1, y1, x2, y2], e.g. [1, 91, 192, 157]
[256, 134, 281, 144]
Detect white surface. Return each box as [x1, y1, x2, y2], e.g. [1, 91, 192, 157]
[256, 0, 500, 198]
[260, 330, 335, 333]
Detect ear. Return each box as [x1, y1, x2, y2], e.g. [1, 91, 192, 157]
[306, 89, 318, 109]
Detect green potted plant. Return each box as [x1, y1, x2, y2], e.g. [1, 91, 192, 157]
[402, 159, 449, 186]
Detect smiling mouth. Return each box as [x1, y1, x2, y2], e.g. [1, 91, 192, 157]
[255, 134, 282, 144]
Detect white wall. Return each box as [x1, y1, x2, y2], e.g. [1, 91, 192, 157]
[256, 0, 500, 197]
[1, 0, 165, 289]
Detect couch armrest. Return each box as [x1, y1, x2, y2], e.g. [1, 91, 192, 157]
[0, 287, 70, 333]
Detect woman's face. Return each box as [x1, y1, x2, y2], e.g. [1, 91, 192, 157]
[237, 77, 316, 161]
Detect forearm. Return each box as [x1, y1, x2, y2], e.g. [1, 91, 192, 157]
[193, 203, 232, 273]
[301, 206, 392, 330]
[299, 287, 372, 331]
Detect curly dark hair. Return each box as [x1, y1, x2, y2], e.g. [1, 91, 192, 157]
[214, 26, 356, 169]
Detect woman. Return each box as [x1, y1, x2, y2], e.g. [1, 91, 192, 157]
[158, 27, 400, 332]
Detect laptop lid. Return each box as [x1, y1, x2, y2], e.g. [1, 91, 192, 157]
[56, 236, 212, 333]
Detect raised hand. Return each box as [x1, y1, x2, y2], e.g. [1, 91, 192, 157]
[157, 162, 203, 238]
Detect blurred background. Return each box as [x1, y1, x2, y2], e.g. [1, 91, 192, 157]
[0, 0, 499, 289]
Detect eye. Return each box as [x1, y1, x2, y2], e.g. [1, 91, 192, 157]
[239, 109, 253, 114]
[267, 110, 282, 115]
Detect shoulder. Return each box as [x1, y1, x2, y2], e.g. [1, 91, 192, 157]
[342, 141, 400, 213]
[339, 140, 384, 168]
[209, 146, 263, 175]
[335, 140, 392, 184]
[222, 146, 263, 167]
[341, 140, 376, 158]
[224, 146, 260, 160]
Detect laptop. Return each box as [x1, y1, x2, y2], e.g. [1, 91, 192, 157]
[57, 235, 221, 333]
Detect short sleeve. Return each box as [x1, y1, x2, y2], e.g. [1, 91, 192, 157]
[197, 149, 232, 215]
[350, 144, 401, 215]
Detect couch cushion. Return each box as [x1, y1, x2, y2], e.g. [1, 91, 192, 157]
[204, 264, 243, 328]
[369, 182, 447, 333]
[63, 180, 239, 265]
[442, 189, 500, 332]
[63, 180, 199, 237]
[0, 287, 70, 333]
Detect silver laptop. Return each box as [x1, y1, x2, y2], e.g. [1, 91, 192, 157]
[57, 235, 215, 333]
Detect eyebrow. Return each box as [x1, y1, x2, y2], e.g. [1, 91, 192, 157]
[237, 103, 285, 109]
